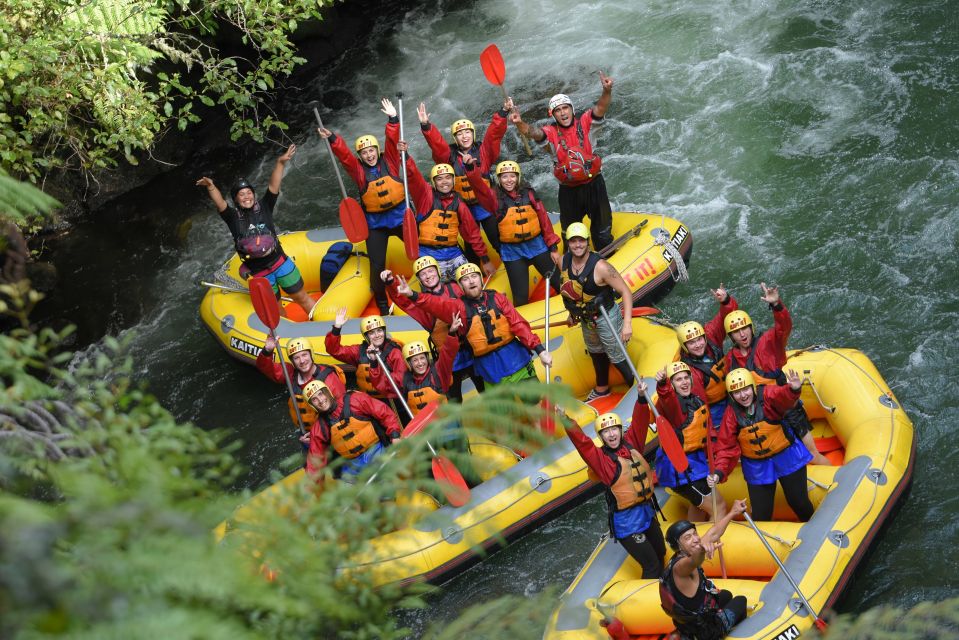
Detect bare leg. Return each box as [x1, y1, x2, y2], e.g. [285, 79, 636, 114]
[290, 289, 316, 318]
[802, 432, 830, 465]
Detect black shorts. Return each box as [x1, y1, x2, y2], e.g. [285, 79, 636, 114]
[670, 477, 711, 508]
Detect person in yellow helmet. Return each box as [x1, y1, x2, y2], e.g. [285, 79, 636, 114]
[722, 283, 828, 466]
[510, 72, 616, 252]
[675, 283, 740, 425]
[417, 97, 515, 263]
[256, 335, 346, 428]
[711, 368, 814, 522]
[559, 222, 635, 400]
[196, 145, 316, 317]
[565, 382, 666, 578]
[325, 309, 407, 401]
[463, 155, 562, 306]
[317, 98, 408, 315]
[397, 139, 495, 282]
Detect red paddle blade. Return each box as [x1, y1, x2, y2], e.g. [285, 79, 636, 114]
[249, 276, 280, 330]
[403, 209, 419, 260]
[632, 306, 661, 317]
[656, 415, 689, 473]
[402, 401, 440, 438]
[432, 456, 470, 506]
[480, 44, 506, 86]
[339, 198, 368, 243]
[539, 398, 556, 436]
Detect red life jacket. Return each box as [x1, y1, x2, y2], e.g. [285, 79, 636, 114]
[551, 119, 602, 186]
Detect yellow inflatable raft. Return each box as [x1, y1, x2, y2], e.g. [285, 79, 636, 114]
[216, 316, 680, 587]
[544, 346, 915, 640]
[199, 211, 691, 368]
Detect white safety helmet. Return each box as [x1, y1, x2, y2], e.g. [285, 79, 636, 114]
[547, 94, 573, 117]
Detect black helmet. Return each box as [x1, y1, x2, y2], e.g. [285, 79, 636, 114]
[665, 520, 697, 552]
[231, 178, 255, 202]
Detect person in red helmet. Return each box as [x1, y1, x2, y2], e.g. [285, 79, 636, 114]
[417, 97, 514, 261]
[196, 144, 316, 317]
[464, 154, 562, 306]
[317, 99, 408, 315]
[511, 72, 615, 252]
[398, 137, 494, 283]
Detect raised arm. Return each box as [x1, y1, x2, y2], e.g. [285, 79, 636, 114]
[478, 98, 512, 170]
[195, 177, 228, 213]
[592, 72, 614, 118]
[418, 102, 452, 163]
[320, 128, 368, 189]
[464, 158, 498, 212]
[268, 144, 296, 195]
[510, 111, 546, 144]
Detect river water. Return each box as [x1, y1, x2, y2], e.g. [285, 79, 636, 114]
[40, 0, 959, 633]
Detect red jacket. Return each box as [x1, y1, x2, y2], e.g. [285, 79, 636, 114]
[370, 332, 459, 397]
[724, 303, 792, 374]
[324, 328, 407, 398]
[255, 350, 346, 397]
[542, 110, 601, 169]
[565, 400, 650, 486]
[465, 163, 562, 249]
[405, 157, 488, 258]
[421, 110, 508, 173]
[654, 379, 702, 431]
[328, 118, 402, 193]
[306, 392, 402, 474]
[412, 289, 543, 353]
[713, 384, 800, 480]
[387, 278, 462, 332]
[681, 293, 739, 403]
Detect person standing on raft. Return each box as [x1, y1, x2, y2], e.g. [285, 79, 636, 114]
[317, 99, 408, 315]
[463, 155, 561, 307]
[398, 139, 495, 283]
[655, 362, 727, 522]
[675, 284, 739, 427]
[510, 72, 615, 251]
[256, 336, 346, 428]
[558, 222, 634, 400]
[722, 283, 828, 465]
[565, 384, 666, 579]
[196, 144, 316, 317]
[659, 500, 750, 640]
[394, 263, 552, 386]
[301, 380, 402, 480]
[382, 257, 486, 400]
[711, 368, 815, 522]
[417, 97, 514, 261]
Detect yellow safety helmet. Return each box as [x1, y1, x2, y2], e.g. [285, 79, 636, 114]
[455, 262, 482, 281]
[286, 338, 313, 358]
[596, 412, 623, 433]
[360, 315, 386, 335]
[666, 361, 691, 379]
[403, 341, 430, 362]
[495, 160, 521, 182]
[429, 163, 455, 183]
[413, 255, 439, 275]
[724, 310, 753, 334]
[566, 222, 590, 240]
[451, 119, 475, 136]
[354, 135, 379, 152]
[303, 380, 330, 401]
[725, 368, 756, 393]
[676, 321, 705, 349]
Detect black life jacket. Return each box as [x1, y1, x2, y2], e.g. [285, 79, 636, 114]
[659, 553, 728, 640]
[559, 251, 616, 320]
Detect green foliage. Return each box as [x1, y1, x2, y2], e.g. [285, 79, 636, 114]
[0, 0, 332, 189]
[824, 597, 959, 639]
[0, 172, 60, 227]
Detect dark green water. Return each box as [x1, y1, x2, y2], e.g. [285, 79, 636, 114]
[44, 0, 959, 632]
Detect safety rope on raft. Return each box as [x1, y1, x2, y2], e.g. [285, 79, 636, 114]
[655, 228, 689, 283]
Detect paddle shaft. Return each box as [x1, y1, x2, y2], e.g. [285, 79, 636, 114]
[199, 280, 292, 302]
[742, 512, 824, 626]
[397, 95, 413, 213]
[704, 430, 728, 578]
[272, 330, 307, 435]
[373, 352, 440, 457]
[313, 108, 351, 200]
[544, 269, 553, 383]
[597, 305, 644, 400]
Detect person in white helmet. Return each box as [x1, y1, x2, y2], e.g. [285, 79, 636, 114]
[511, 72, 615, 252]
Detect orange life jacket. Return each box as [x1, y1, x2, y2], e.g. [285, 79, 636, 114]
[356, 340, 402, 397]
[464, 291, 515, 357]
[286, 364, 346, 426]
[732, 386, 793, 460]
[495, 188, 542, 244]
[327, 393, 385, 459]
[605, 445, 655, 511]
[418, 192, 462, 247]
[360, 158, 406, 213]
[551, 120, 603, 186]
[674, 394, 709, 453]
[682, 341, 727, 405]
[404, 368, 447, 415]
